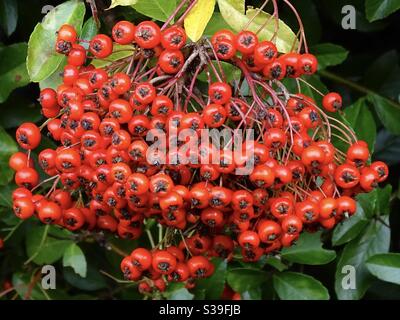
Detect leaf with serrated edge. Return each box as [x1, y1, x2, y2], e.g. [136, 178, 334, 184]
[281, 231, 336, 265]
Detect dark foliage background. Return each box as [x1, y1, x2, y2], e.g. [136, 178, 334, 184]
[0, 0, 399, 300]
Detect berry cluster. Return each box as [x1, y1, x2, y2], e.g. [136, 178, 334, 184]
[8, 16, 388, 298]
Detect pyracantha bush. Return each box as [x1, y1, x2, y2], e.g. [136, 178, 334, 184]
[8, 0, 389, 299]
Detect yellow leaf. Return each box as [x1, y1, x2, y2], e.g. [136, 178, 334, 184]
[108, 0, 138, 9]
[184, 0, 216, 42]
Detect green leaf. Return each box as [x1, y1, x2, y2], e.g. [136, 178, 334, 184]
[374, 130, 400, 166]
[39, 61, 65, 90]
[27, 0, 85, 82]
[217, 0, 297, 53]
[356, 186, 391, 220]
[273, 272, 329, 300]
[281, 231, 336, 265]
[204, 12, 233, 37]
[169, 288, 194, 300]
[312, 43, 349, 70]
[0, 184, 14, 207]
[0, 0, 17, 36]
[332, 204, 369, 246]
[12, 272, 47, 300]
[376, 184, 392, 216]
[63, 243, 87, 277]
[184, 0, 216, 42]
[132, 0, 176, 22]
[164, 283, 194, 300]
[335, 216, 390, 300]
[194, 258, 227, 299]
[91, 44, 134, 68]
[342, 98, 376, 152]
[264, 256, 289, 272]
[227, 268, 267, 293]
[26, 225, 73, 264]
[365, 0, 400, 22]
[357, 189, 377, 219]
[80, 17, 99, 50]
[63, 263, 107, 291]
[39, 16, 97, 90]
[366, 253, 400, 285]
[0, 126, 18, 186]
[0, 43, 30, 103]
[241, 288, 262, 300]
[363, 51, 399, 95]
[368, 94, 400, 135]
[109, 0, 138, 9]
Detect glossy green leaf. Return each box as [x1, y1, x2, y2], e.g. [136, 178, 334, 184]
[194, 258, 227, 299]
[203, 12, 233, 37]
[80, 17, 99, 50]
[312, 43, 348, 70]
[164, 283, 194, 300]
[132, 0, 176, 22]
[374, 130, 400, 166]
[281, 231, 336, 265]
[39, 17, 98, 90]
[63, 264, 107, 291]
[335, 216, 390, 300]
[366, 0, 400, 22]
[0, 0, 17, 36]
[356, 186, 391, 219]
[241, 288, 262, 300]
[366, 253, 400, 285]
[39, 61, 65, 90]
[343, 98, 376, 152]
[273, 272, 329, 300]
[228, 0, 244, 13]
[27, 0, 85, 82]
[26, 225, 74, 264]
[264, 256, 289, 272]
[368, 94, 400, 135]
[332, 204, 369, 246]
[63, 243, 87, 277]
[109, 0, 138, 9]
[0, 126, 18, 186]
[0, 43, 30, 103]
[376, 184, 392, 216]
[227, 268, 267, 293]
[217, 0, 297, 53]
[363, 51, 399, 95]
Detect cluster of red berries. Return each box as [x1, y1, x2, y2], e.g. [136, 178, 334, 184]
[212, 29, 317, 81]
[8, 19, 389, 297]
